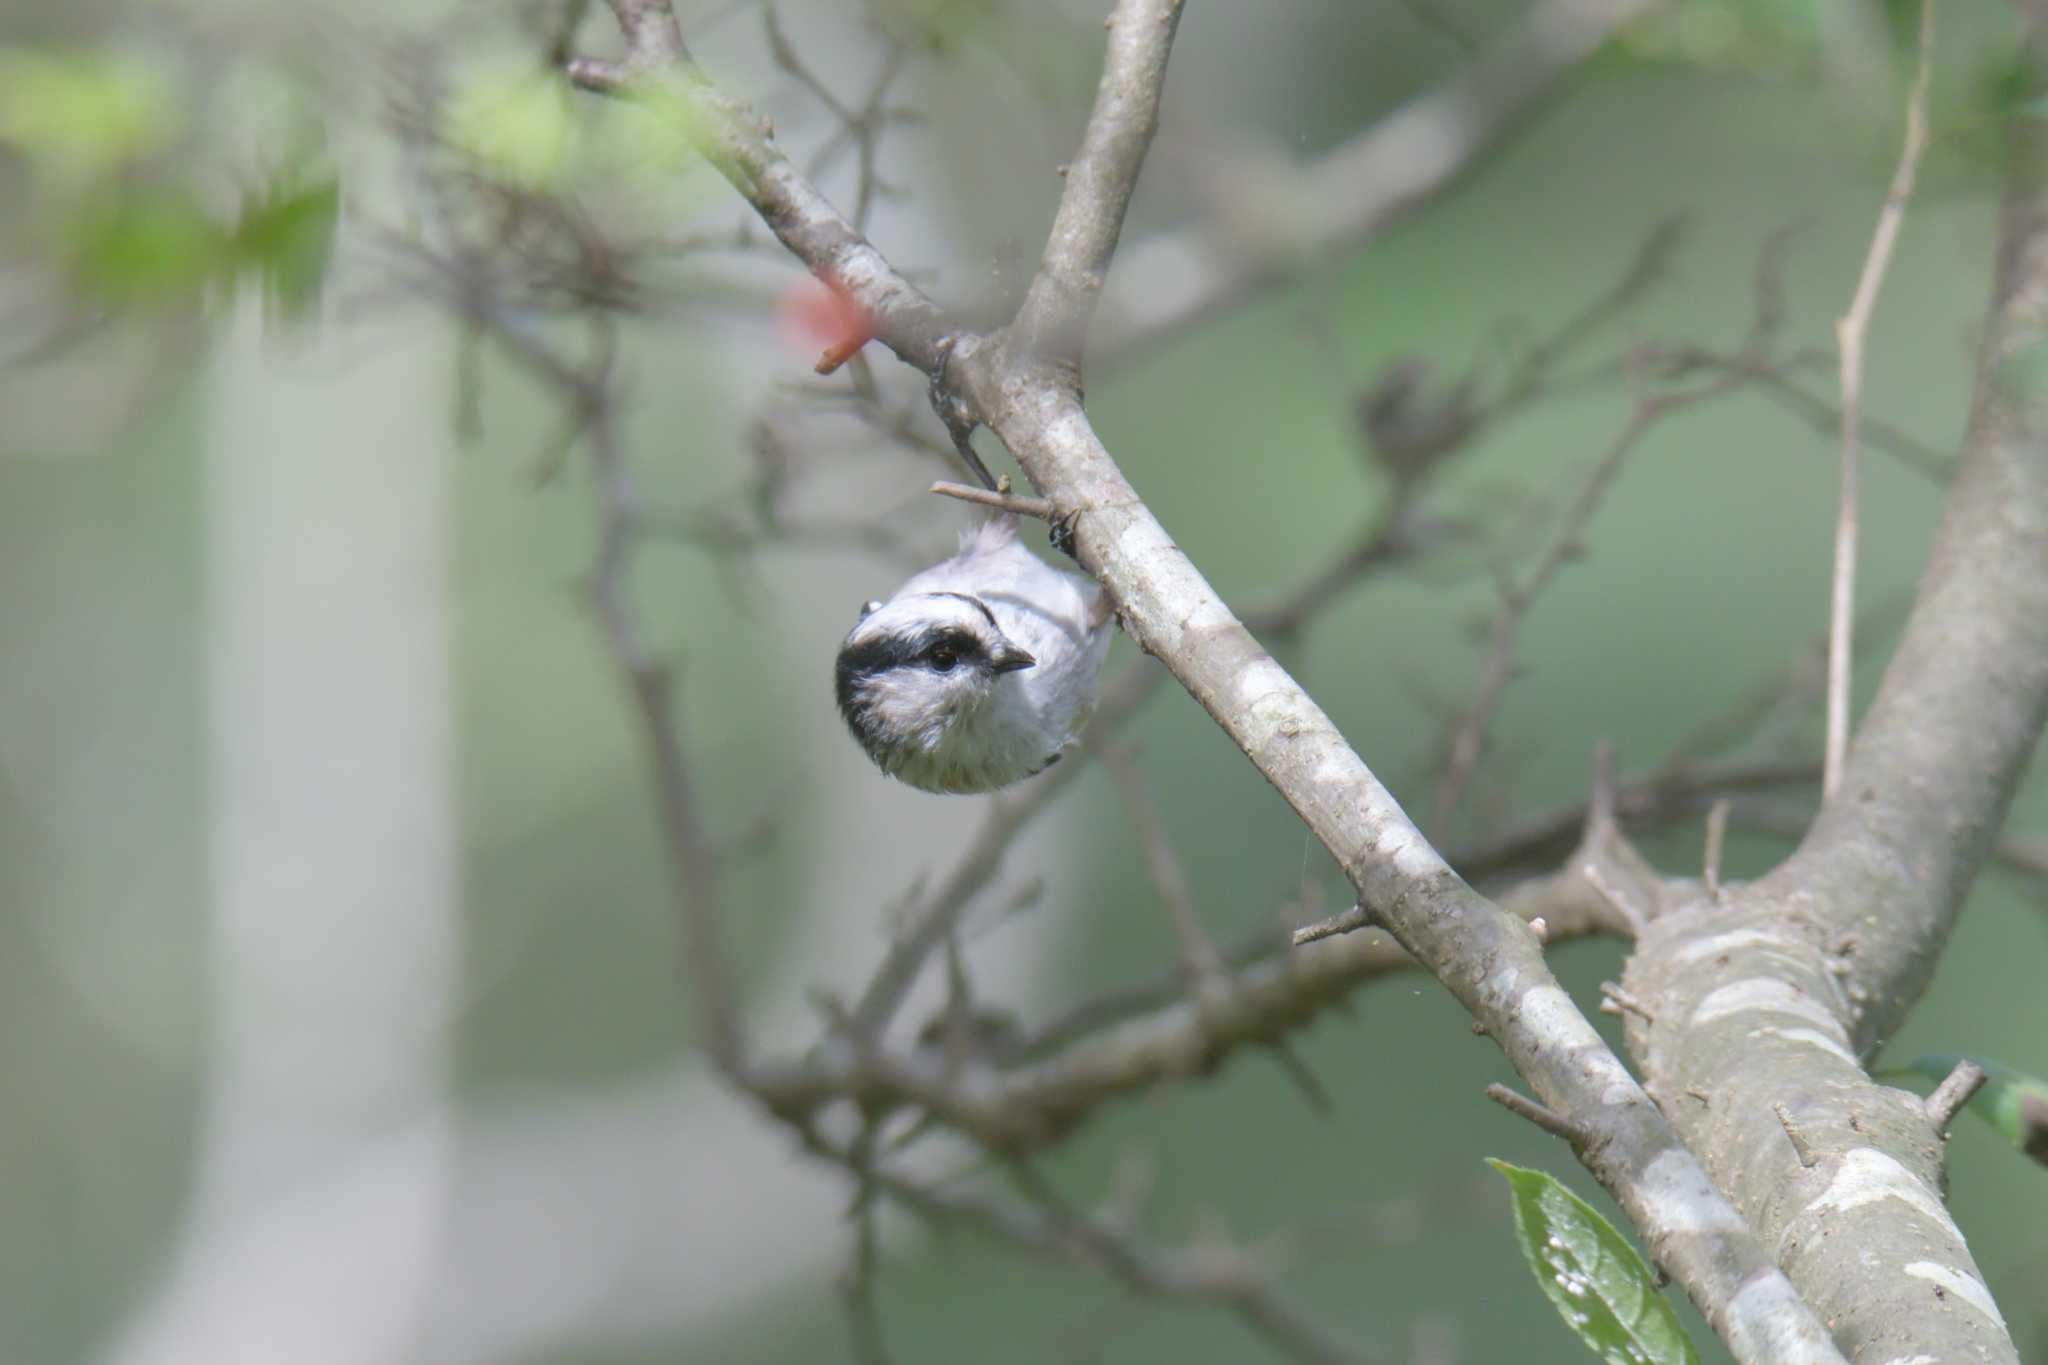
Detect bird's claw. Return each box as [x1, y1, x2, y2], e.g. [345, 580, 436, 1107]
[1049, 509, 1082, 561]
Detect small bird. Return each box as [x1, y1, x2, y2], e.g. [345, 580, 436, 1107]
[835, 515, 1114, 793]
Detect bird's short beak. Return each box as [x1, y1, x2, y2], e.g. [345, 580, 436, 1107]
[991, 648, 1037, 674]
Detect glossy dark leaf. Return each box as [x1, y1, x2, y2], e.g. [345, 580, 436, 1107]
[1488, 1159, 1700, 1365]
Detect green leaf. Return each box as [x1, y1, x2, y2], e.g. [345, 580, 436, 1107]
[229, 172, 339, 318]
[65, 190, 228, 305]
[587, 79, 708, 178]
[1899, 1055, 2048, 1166]
[442, 64, 578, 188]
[0, 46, 177, 179]
[1487, 1159, 1701, 1365]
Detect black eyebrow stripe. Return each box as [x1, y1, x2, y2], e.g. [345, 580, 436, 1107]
[923, 592, 999, 630]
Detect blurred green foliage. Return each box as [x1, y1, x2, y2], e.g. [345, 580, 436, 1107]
[0, 45, 336, 313]
[0, 46, 177, 175]
[444, 64, 582, 189]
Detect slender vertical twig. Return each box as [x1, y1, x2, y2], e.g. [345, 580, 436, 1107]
[1826, 0, 1935, 795]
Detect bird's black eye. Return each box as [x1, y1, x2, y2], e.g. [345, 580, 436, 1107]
[928, 646, 959, 672]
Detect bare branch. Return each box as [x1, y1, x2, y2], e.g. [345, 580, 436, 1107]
[415, 266, 749, 1076]
[1291, 905, 1372, 947]
[1618, 30, 2048, 1360]
[1097, 739, 1227, 984]
[803, 1123, 1381, 1365]
[1000, 1160, 1376, 1365]
[1434, 382, 1738, 831]
[1825, 0, 1935, 796]
[929, 480, 1056, 522]
[602, 0, 688, 64]
[568, 2, 953, 374]
[1092, 0, 1656, 360]
[1012, 0, 1186, 367]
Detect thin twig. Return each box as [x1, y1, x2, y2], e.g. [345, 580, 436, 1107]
[1826, 0, 1935, 796]
[568, 1, 954, 374]
[1292, 904, 1372, 947]
[839, 1126, 895, 1365]
[1050, 754, 1817, 1060]
[1433, 385, 1736, 832]
[1485, 1083, 1583, 1144]
[1703, 798, 1731, 900]
[846, 663, 1165, 1041]
[1583, 866, 1650, 937]
[930, 481, 1056, 521]
[996, 1160, 1377, 1365]
[1097, 740, 1226, 984]
[1924, 1058, 1988, 1133]
[1599, 982, 1653, 1021]
[429, 272, 747, 1075]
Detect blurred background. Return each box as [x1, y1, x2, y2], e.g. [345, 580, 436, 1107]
[2, 0, 2045, 1362]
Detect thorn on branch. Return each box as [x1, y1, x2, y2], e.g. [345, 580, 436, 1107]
[1485, 1083, 1584, 1144]
[1583, 865, 1650, 938]
[1773, 1102, 1820, 1169]
[1923, 1058, 1988, 1134]
[565, 56, 628, 92]
[1703, 797, 1731, 900]
[817, 333, 869, 374]
[1291, 903, 1374, 946]
[1598, 982, 1653, 1022]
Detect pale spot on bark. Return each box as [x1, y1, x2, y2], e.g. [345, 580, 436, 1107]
[1691, 979, 1846, 1038]
[1515, 984, 1603, 1052]
[1673, 928, 1804, 964]
[1754, 1025, 1859, 1067]
[1723, 1271, 1849, 1365]
[1638, 1149, 1746, 1234]
[1791, 1149, 1951, 1249]
[1373, 819, 1447, 881]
